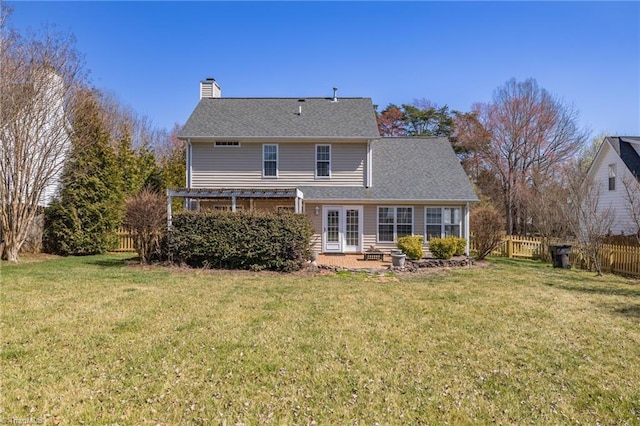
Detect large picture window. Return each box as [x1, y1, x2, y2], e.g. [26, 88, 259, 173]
[316, 144, 331, 178]
[377, 207, 413, 243]
[263, 144, 278, 177]
[425, 207, 461, 241]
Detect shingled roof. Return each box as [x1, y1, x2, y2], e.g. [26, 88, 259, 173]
[606, 136, 640, 179]
[179, 97, 381, 139]
[299, 137, 479, 202]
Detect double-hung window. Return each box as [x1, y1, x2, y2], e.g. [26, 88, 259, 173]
[263, 144, 278, 178]
[316, 144, 331, 178]
[377, 207, 413, 243]
[425, 207, 462, 240]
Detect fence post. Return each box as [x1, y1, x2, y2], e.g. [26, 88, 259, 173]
[507, 237, 513, 258]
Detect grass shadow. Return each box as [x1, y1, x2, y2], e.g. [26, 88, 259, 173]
[615, 304, 640, 321]
[543, 281, 640, 298]
[87, 255, 139, 268]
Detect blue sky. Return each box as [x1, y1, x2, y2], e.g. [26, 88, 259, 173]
[6, 1, 640, 141]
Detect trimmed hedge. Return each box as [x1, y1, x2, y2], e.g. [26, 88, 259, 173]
[165, 210, 313, 272]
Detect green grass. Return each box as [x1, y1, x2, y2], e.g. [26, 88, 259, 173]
[1, 255, 639, 425]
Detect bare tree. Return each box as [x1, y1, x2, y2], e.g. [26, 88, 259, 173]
[0, 11, 86, 261]
[455, 78, 590, 235]
[124, 188, 166, 264]
[622, 173, 640, 243]
[565, 174, 615, 276]
[470, 204, 505, 260]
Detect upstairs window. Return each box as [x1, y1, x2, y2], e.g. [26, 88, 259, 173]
[263, 144, 278, 177]
[316, 144, 331, 178]
[608, 164, 616, 191]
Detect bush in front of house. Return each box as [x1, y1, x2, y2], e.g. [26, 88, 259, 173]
[452, 236, 467, 256]
[429, 236, 467, 259]
[397, 235, 424, 260]
[429, 237, 456, 259]
[166, 210, 313, 272]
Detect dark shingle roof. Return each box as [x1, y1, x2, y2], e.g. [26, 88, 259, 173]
[300, 137, 479, 202]
[607, 137, 640, 179]
[179, 97, 380, 139]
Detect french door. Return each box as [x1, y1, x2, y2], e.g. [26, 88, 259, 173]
[322, 206, 362, 253]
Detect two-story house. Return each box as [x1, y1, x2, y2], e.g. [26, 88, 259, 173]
[584, 136, 640, 235]
[171, 78, 479, 255]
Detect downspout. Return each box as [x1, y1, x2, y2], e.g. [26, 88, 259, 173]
[465, 201, 471, 257]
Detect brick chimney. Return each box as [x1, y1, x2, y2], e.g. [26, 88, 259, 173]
[200, 77, 221, 99]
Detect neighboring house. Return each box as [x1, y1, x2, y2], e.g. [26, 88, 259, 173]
[1, 69, 71, 208]
[172, 78, 479, 255]
[585, 136, 640, 235]
[37, 71, 71, 207]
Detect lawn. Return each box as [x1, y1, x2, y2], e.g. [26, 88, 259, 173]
[1, 255, 639, 425]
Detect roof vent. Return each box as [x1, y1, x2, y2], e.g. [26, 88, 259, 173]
[332, 87, 338, 102]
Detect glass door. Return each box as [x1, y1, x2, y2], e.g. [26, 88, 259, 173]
[322, 206, 362, 253]
[323, 207, 342, 252]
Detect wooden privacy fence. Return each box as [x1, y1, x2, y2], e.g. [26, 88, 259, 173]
[114, 228, 135, 252]
[472, 235, 640, 278]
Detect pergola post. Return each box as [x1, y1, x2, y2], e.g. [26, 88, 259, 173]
[167, 190, 173, 228]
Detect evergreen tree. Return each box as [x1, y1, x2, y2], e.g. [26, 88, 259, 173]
[115, 126, 159, 196]
[44, 89, 124, 255]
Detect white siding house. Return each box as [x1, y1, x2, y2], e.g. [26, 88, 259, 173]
[585, 136, 640, 235]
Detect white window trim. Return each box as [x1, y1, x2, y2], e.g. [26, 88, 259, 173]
[262, 144, 278, 178]
[608, 163, 616, 191]
[315, 144, 331, 179]
[425, 206, 462, 241]
[376, 206, 414, 243]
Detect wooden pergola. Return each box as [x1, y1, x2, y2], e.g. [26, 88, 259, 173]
[166, 188, 304, 226]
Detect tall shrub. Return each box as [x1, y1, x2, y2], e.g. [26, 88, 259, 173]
[124, 188, 166, 264]
[470, 205, 505, 260]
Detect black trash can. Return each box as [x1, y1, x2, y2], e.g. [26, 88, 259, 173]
[549, 244, 572, 269]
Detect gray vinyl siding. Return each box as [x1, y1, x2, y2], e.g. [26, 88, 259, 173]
[306, 202, 469, 254]
[191, 141, 366, 188]
[305, 203, 323, 252]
